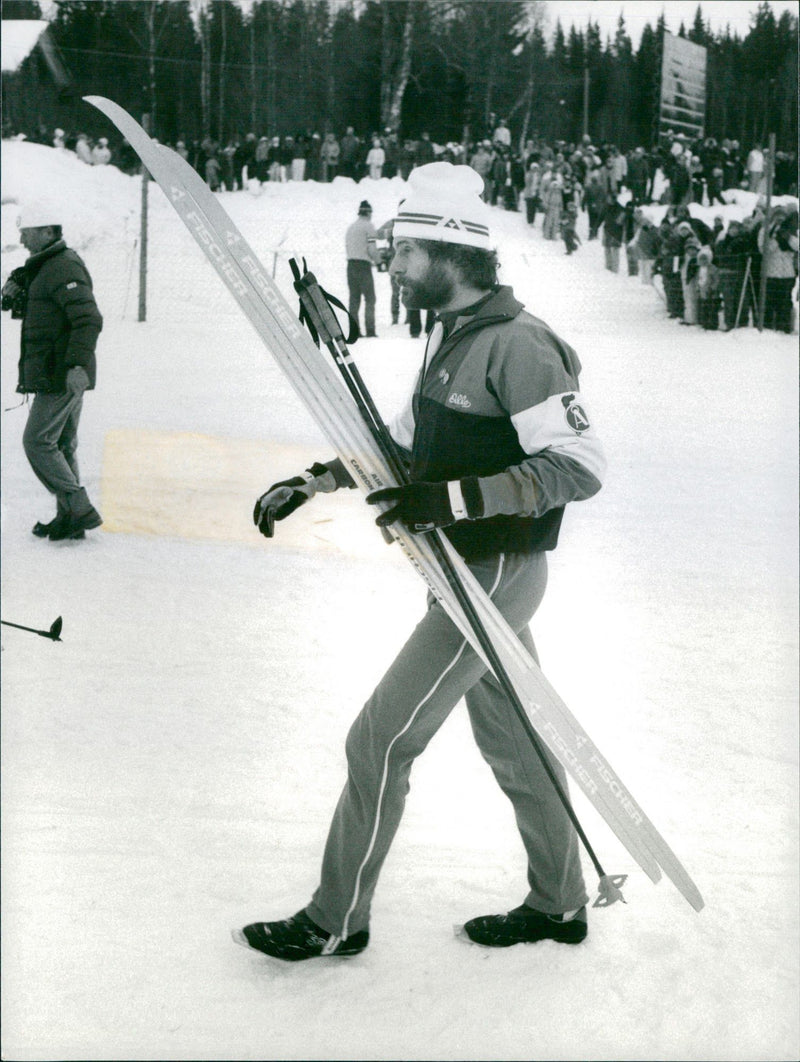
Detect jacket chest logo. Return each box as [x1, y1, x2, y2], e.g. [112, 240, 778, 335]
[448, 391, 472, 409]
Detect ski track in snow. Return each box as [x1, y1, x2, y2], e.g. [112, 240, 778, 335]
[1, 140, 798, 1061]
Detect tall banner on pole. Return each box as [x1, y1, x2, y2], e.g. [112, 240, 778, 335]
[658, 32, 707, 142]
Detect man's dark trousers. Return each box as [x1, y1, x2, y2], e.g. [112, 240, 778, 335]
[347, 259, 376, 336]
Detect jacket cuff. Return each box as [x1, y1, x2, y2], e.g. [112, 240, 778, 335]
[460, 476, 485, 520]
[313, 458, 356, 492]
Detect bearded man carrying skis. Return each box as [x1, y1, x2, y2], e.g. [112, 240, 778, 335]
[237, 162, 606, 961]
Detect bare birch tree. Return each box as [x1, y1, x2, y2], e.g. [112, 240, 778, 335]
[380, 1, 416, 132]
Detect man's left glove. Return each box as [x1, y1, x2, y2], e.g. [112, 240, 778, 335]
[367, 478, 483, 535]
[65, 366, 90, 396]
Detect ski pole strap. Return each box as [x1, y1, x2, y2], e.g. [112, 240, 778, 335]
[290, 258, 360, 346]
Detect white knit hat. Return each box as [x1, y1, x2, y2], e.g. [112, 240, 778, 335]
[394, 162, 492, 249]
[17, 204, 60, 230]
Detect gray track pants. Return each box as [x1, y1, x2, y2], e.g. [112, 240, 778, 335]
[22, 392, 95, 516]
[306, 550, 588, 940]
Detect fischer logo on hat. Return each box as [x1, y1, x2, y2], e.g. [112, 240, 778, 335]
[394, 161, 492, 250]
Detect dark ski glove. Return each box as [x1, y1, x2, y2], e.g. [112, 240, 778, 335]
[254, 458, 356, 538]
[65, 366, 90, 396]
[254, 461, 337, 538]
[1, 266, 28, 318]
[367, 477, 483, 535]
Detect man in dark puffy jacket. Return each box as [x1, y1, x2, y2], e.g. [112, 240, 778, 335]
[1, 209, 103, 540]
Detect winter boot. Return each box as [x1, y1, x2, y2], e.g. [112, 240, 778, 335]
[33, 514, 85, 540]
[49, 490, 102, 540]
[463, 904, 587, 947]
[32, 515, 65, 537]
[232, 909, 369, 962]
[49, 508, 101, 539]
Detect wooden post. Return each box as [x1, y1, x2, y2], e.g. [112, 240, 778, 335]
[583, 60, 590, 140]
[138, 113, 150, 323]
[757, 131, 776, 333]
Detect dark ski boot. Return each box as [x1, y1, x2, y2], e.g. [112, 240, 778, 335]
[232, 909, 369, 962]
[463, 904, 587, 947]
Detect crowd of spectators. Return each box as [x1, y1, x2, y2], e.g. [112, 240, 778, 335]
[613, 201, 798, 334]
[5, 116, 797, 334]
[4, 119, 455, 186]
[472, 121, 797, 335]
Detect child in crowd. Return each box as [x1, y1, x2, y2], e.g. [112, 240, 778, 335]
[560, 201, 581, 255]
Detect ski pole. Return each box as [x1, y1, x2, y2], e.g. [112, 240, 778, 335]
[734, 257, 752, 329]
[1, 616, 63, 641]
[291, 262, 626, 907]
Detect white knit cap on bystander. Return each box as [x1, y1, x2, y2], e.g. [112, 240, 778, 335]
[17, 204, 60, 230]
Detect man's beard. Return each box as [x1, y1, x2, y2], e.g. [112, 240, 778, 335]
[399, 262, 454, 310]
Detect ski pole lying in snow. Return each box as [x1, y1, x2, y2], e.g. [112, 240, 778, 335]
[290, 259, 627, 908]
[1, 616, 63, 642]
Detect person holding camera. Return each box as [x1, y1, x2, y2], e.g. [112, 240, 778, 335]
[1, 208, 103, 540]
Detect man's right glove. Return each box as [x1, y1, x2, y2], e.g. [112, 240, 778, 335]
[1, 267, 28, 318]
[254, 460, 352, 538]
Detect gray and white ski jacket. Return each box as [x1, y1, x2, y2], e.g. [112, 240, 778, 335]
[389, 285, 605, 559]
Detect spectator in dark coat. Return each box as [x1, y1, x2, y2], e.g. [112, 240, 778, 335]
[254, 137, 271, 183]
[601, 197, 626, 272]
[656, 218, 685, 319]
[383, 132, 399, 178]
[399, 140, 417, 181]
[235, 133, 256, 189]
[339, 127, 360, 179]
[627, 147, 649, 204]
[415, 132, 435, 167]
[623, 202, 639, 276]
[714, 220, 751, 329]
[667, 153, 691, 206]
[2, 210, 103, 540]
[490, 150, 507, 207]
[583, 169, 606, 240]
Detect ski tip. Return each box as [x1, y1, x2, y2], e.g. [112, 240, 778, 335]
[231, 928, 251, 950]
[83, 96, 122, 122]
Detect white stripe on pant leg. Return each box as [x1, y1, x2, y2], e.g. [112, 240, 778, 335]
[340, 639, 470, 940]
[487, 554, 505, 599]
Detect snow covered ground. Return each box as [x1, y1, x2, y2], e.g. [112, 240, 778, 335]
[1, 138, 798, 1062]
